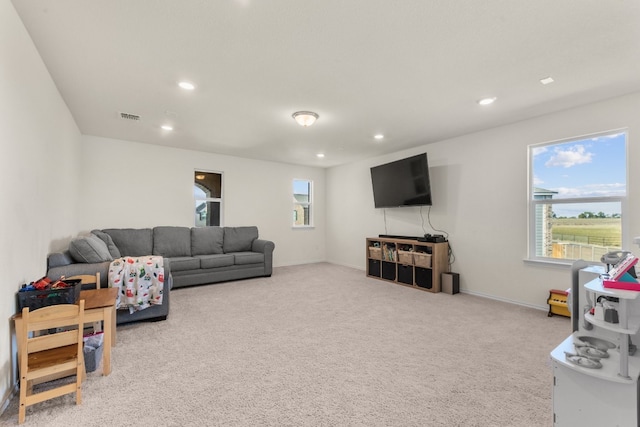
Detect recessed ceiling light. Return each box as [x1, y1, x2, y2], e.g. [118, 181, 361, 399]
[316, 153, 325, 158]
[540, 77, 555, 85]
[478, 97, 497, 106]
[178, 81, 195, 90]
[161, 125, 173, 131]
[374, 134, 384, 140]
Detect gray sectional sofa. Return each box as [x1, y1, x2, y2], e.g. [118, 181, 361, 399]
[46, 226, 275, 325]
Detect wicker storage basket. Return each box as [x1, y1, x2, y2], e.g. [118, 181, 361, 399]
[368, 246, 382, 260]
[414, 252, 432, 268]
[398, 250, 414, 265]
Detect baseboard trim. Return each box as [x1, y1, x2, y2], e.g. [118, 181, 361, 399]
[274, 259, 328, 268]
[329, 260, 549, 312]
[0, 382, 17, 416]
[460, 289, 548, 312]
[282, 261, 550, 312]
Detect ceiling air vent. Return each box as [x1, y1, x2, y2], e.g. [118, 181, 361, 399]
[119, 112, 141, 121]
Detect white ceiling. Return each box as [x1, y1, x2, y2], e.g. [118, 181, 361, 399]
[11, 0, 640, 168]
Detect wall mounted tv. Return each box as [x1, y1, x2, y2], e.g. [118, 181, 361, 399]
[370, 153, 432, 208]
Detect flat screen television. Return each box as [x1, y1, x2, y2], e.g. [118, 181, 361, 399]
[370, 153, 432, 208]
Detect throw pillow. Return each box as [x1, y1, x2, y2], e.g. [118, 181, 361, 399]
[91, 229, 121, 258]
[223, 226, 258, 253]
[69, 235, 113, 263]
[102, 228, 153, 257]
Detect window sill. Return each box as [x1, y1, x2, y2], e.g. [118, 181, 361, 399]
[523, 258, 584, 269]
[292, 225, 315, 230]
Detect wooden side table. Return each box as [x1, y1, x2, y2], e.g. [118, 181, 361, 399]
[13, 287, 118, 376]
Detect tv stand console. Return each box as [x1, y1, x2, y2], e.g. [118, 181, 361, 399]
[366, 237, 449, 293]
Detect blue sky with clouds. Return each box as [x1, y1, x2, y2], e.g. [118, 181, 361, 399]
[532, 132, 626, 217]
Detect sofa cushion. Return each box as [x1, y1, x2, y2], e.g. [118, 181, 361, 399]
[168, 257, 200, 272]
[102, 228, 153, 257]
[69, 235, 113, 263]
[47, 251, 74, 269]
[223, 226, 258, 253]
[91, 229, 121, 258]
[153, 226, 191, 257]
[191, 227, 224, 255]
[197, 254, 235, 269]
[233, 252, 265, 265]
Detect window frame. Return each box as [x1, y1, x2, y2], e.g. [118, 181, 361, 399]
[292, 178, 313, 228]
[194, 170, 223, 227]
[527, 129, 628, 264]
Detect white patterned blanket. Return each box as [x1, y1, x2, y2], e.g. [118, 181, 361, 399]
[108, 256, 165, 313]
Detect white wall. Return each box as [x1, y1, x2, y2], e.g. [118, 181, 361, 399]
[80, 135, 326, 267]
[0, 0, 82, 409]
[327, 91, 640, 309]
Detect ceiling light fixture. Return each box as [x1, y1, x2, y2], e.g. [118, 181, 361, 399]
[374, 134, 384, 140]
[292, 111, 319, 127]
[178, 81, 195, 90]
[540, 77, 555, 85]
[316, 153, 325, 158]
[477, 97, 497, 106]
[161, 125, 173, 131]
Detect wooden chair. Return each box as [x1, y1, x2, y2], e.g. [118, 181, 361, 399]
[66, 272, 101, 290]
[65, 273, 102, 333]
[18, 300, 85, 424]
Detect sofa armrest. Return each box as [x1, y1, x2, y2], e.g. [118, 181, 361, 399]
[252, 239, 275, 276]
[162, 258, 173, 291]
[47, 260, 112, 287]
[47, 252, 173, 289]
[252, 239, 275, 254]
[47, 251, 74, 270]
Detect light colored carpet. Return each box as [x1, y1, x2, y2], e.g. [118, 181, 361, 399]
[1, 263, 569, 426]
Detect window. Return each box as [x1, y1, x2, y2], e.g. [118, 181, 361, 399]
[293, 179, 312, 227]
[529, 130, 627, 263]
[194, 171, 222, 227]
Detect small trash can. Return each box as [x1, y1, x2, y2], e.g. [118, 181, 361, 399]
[83, 332, 104, 373]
